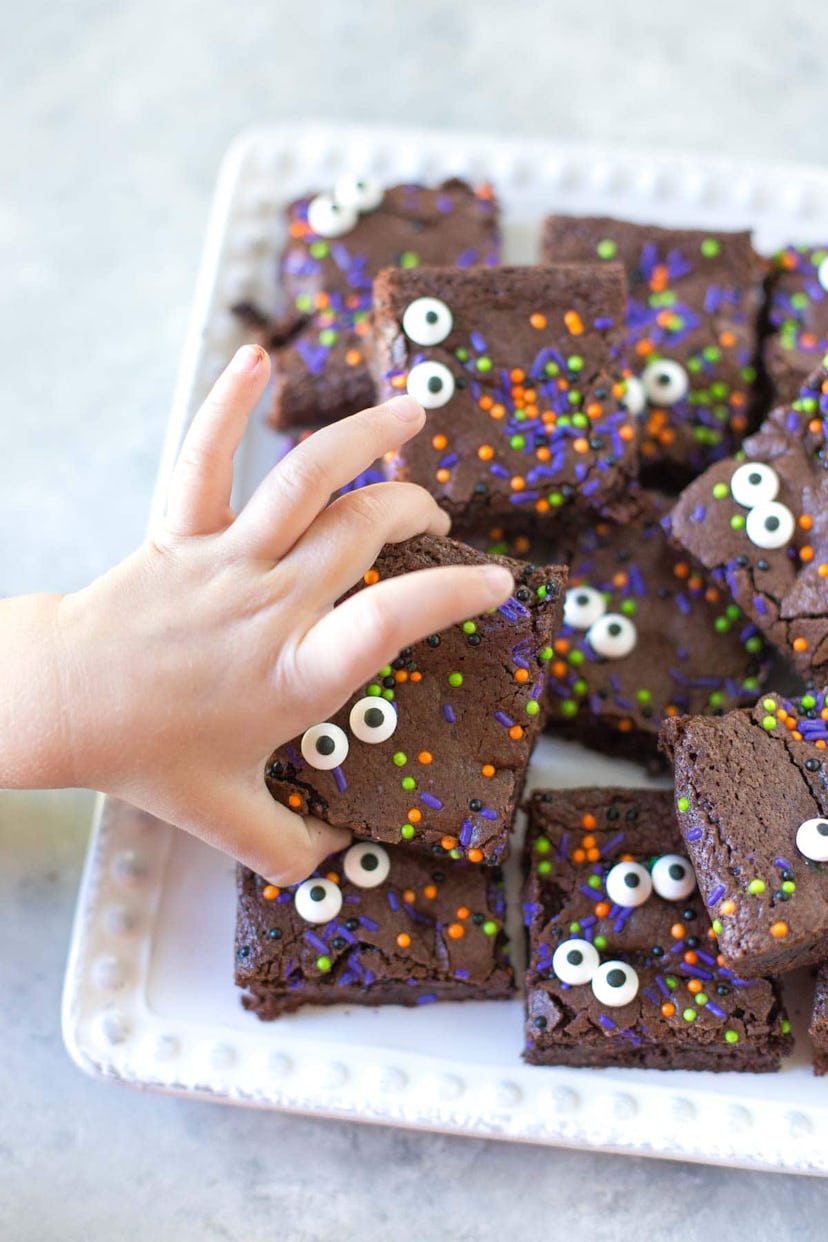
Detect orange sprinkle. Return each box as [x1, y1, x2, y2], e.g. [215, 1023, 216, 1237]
[552, 661, 567, 678]
[673, 561, 690, 580]
[394, 670, 408, 683]
[423, 884, 437, 900]
[447, 922, 465, 940]
[408, 808, 422, 823]
[536, 446, 551, 462]
[661, 1002, 676, 1018]
[564, 310, 584, 335]
[684, 951, 699, 965]
[530, 312, 547, 330]
[432, 433, 448, 450]
[440, 835, 458, 851]
[635, 338, 655, 358]
[390, 374, 407, 389]
[555, 638, 570, 654]
[288, 793, 303, 809]
[670, 923, 686, 940]
[535, 498, 550, 514]
[410, 671, 423, 682]
[524, 389, 537, 405]
[688, 979, 703, 994]
[396, 932, 412, 949]
[770, 921, 789, 939]
[582, 821, 597, 838]
[586, 848, 601, 862]
[810, 418, 824, 435]
[479, 394, 494, 411]
[262, 885, 280, 901]
[514, 668, 530, 684]
[456, 906, 470, 920]
[481, 764, 496, 778]
[508, 725, 524, 740]
[793, 637, 809, 653]
[594, 902, 610, 919]
[817, 739, 827, 749]
[435, 468, 450, 484]
[345, 348, 362, 366]
[716, 954, 726, 966]
[510, 368, 526, 383]
[478, 444, 495, 461]
[467, 848, 484, 863]
[619, 424, 635, 442]
[620, 853, 635, 863]
[573, 437, 589, 454]
[585, 402, 603, 420]
[719, 330, 736, 348]
[510, 475, 526, 490]
[799, 514, 814, 531]
[403, 889, 416, 904]
[572, 848, 586, 864]
[364, 569, 380, 585]
[721, 899, 735, 915]
[705, 587, 720, 604]
[800, 546, 815, 564]
[417, 750, 432, 764]
[617, 718, 633, 733]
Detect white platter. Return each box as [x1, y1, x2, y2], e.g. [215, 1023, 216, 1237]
[63, 124, 828, 1175]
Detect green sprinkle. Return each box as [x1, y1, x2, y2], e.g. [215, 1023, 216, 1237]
[534, 837, 551, 854]
[401, 776, 416, 791]
[477, 356, 493, 373]
[539, 646, 553, 662]
[316, 956, 332, 973]
[309, 241, 329, 259]
[696, 992, 708, 1007]
[450, 849, 461, 860]
[708, 691, 724, 708]
[569, 921, 582, 934]
[762, 715, 777, 731]
[509, 434, 526, 449]
[568, 649, 585, 667]
[462, 621, 477, 634]
[544, 361, 560, 377]
[701, 238, 721, 257]
[747, 878, 766, 895]
[536, 585, 548, 600]
[538, 859, 553, 876]
[548, 492, 564, 507]
[448, 672, 464, 688]
[763, 697, 777, 711]
[677, 797, 690, 813]
[381, 689, 395, 701]
[525, 701, 540, 717]
[682, 1008, 697, 1023]
[596, 238, 618, 259]
[400, 251, 419, 268]
[587, 874, 602, 890]
[712, 482, 729, 499]
[400, 823, 415, 840]
[726, 604, 741, 620]
[636, 689, 652, 705]
[665, 976, 677, 991]
[319, 328, 337, 346]
[455, 347, 469, 361]
[620, 599, 636, 616]
[593, 934, 607, 950]
[782, 880, 796, 894]
[714, 617, 731, 634]
[573, 679, 588, 697]
[567, 355, 584, 372]
[296, 293, 313, 313]
[781, 1019, 792, 1035]
[561, 699, 578, 718]
[392, 752, 407, 767]
[745, 636, 763, 654]
[366, 683, 381, 697]
[712, 919, 723, 935]
[482, 920, 497, 936]
[730, 514, 746, 530]
[724, 1029, 740, 1044]
[802, 694, 817, 709]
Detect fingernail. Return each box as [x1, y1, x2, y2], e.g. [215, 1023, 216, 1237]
[386, 395, 425, 422]
[233, 343, 264, 374]
[483, 565, 514, 597]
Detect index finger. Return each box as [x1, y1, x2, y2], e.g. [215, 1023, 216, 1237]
[226, 395, 425, 562]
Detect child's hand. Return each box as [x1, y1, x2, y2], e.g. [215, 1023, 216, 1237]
[24, 345, 514, 883]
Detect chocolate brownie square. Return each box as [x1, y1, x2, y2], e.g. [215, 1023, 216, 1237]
[268, 178, 501, 429]
[810, 962, 828, 1074]
[371, 263, 639, 526]
[545, 494, 770, 764]
[765, 243, 828, 404]
[523, 787, 793, 1070]
[236, 842, 513, 1019]
[665, 363, 828, 683]
[266, 535, 566, 864]
[541, 216, 766, 485]
[661, 690, 828, 977]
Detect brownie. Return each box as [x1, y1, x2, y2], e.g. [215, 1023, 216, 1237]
[765, 243, 828, 404]
[523, 787, 793, 1070]
[265, 535, 567, 864]
[665, 363, 828, 683]
[267, 178, 501, 429]
[545, 494, 770, 763]
[371, 263, 639, 526]
[661, 689, 828, 977]
[236, 842, 514, 1019]
[541, 216, 766, 485]
[810, 962, 828, 1074]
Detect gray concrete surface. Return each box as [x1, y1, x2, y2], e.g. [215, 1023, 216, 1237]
[2, 2, 828, 1237]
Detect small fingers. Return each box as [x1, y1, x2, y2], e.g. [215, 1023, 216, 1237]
[280, 482, 451, 608]
[162, 345, 270, 539]
[293, 562, 514, 713]
[227, 395, 425, 562]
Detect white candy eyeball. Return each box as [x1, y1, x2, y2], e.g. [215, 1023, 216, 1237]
[621, 375, 646, 416]
[402, 297, 453, 346]
[591, 960, 639, 1007]
[745, 500, 795, 550]
[552, 938, 600, 986]
[406, 360, 456, 408]
[343, 842, 391, 888]
[796, 816, 828, 862]
[301, 722, 349, 770]
[730, 461, 779, 508]
[605, 861, 653, 908]
[349, 696, 397, 744]
[642, 359, 689, 406]
[306, 194, 359, 239]
[817, 256, 828, 293]
[294, 877, 343, 924]
[586, 613, 638, 660]
[651, 854, 697, 901]
[564, 585, 607, 630]
[332, 175, 384, 213]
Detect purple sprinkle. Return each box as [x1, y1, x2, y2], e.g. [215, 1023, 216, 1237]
[387, 891, 399, 912]
[303, 931, 328, 954]
[443, 704, 455, 723]
[454, 968, 471, 980]
[707, 883, 726, 905]
[774, 857, 794, 871]
[420, 792, 443, 810]
[415, 994, 438, 1005]
[460, 819, 474, 847]
[680, 964, 714, 980]
[494, 710, 514, 728]
[480, 807, 498, 821]
[692, 503, 707, 523]
[655, 975, 671, 999]
[360, 916, 378, 932]
[687, 828, 703, 842]
[696, 949, 717, 966]
[332, 766, 347, 793]
[704, 1001, 727, 1019]
[594, 316, 615, 330]
[598, 1014, 617, 1031]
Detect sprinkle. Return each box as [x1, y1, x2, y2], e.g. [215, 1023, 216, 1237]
[564, 310, 584, 336]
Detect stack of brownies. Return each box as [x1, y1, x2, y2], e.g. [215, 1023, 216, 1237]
[234, 173, 828, 1073]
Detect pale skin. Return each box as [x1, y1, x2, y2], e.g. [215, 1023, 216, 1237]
[0, 344, 514, 884]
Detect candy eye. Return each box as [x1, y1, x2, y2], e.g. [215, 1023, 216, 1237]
[586, 613, 638, 659]
[605, 861, 653, 908]
[406, 360, 456, 408]
[564, 585, 607, 630]
[349, 696, 397, 744]
[745, 500, 795, 550]
[332, 175, 384, 213]
[402, 297, 453, 346]
[591, 960, 639, 1007]
[306, 194, 359, 239]
[301, 722, 349, 770]
[294, 877, 343, 924]
[343, 842, 391, 887]
[621, 375, 646, 416]
[730, 461, 779, 508]
[818, 257, 828, 293]
[796, 817, 828, 862]
[651, 854, 696, 901]
[552, 937, 600, 985]
[642, 359, 689, 406]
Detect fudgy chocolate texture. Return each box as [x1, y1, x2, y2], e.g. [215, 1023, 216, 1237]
[523, 787, 792, 1070]
[236, 844, 514, 1019]
[541, 216, 766, 485]
[266, 535, 566, 864]
[810, 962, 828, 1075]
[545, 494, 770, 763]
[665, 364, 828, 683]
[661, 690, 828, 977]
[765, 244, 828, 404]
[371, 264, 639, 526]
[269, 179, 500, 429]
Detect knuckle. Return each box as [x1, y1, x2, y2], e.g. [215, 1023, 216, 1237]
[278, 447, 329, 503]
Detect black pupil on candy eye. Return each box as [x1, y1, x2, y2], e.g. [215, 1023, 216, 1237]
[364, 708, 385, 729]
[361, 854, 379, 871]
[567, 949, 583, 965]
[608, 622, 622, 637]
[316, 736, 336, 755]
[624, 873, 640, 888]
[669, 863, 685, 880]
[310, 885, 326, 902]
[427, 376, 443, 393]
[577, 593, 590, 606]
[655, 372, 670, 386]
[765, 516, 780, 532]
[818, 822, 828, 836]
[749, 472, 762, 486]
[607, 969, 626, 988]
[425, 310, 439, 324]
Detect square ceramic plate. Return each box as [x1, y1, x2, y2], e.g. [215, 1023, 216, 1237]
[63, 124, 828, 1175]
